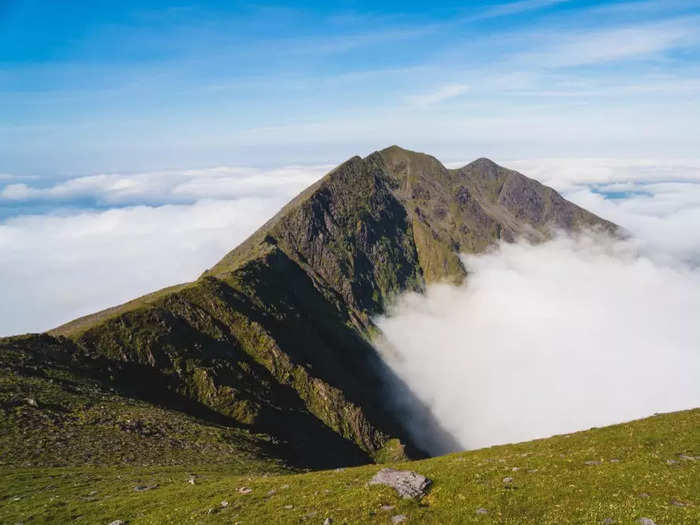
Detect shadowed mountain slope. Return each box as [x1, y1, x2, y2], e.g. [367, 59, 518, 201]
[2, 147, 617, 469]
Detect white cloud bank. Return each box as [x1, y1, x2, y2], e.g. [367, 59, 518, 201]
[375, 233, 700, 454]
[0, 166, 326, 336]
[0, 165, 330, 206]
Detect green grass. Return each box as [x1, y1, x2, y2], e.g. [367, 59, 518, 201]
[1, 409, 697, 524]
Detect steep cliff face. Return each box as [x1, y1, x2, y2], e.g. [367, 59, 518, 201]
[3, 147, 617, 469]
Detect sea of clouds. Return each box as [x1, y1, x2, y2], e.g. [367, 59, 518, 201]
[0, 165, 328, 334]
[375, 158, 700, 453]
[1, 157, 699, 452]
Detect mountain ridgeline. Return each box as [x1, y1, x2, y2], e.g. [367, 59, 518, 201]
[0, 146, 616, 469]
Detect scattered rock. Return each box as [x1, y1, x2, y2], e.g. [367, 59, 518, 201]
[601, 519, 615, 524]
[323, 519, 333, 525]
[134, 484, 158, 492]
[666, 459, 679, 465]
[187, 476, 196, 485]
[107, 521, 126, 525]
[88, 490, 98, 496]
[281, 484, 290, 489]
[11, 496, 21, 502]
[527, 469, 538, 473]
[584, 460, 602, 466]
[670, 499, 686, 507]
[639, 493, 650, 498]
[283, 504, 293, 510]
[380, 505, 395, 511]
[502, 477, 513, 484]
[637, 519, 656, 525]
[221, 501, 229, 507]
[238, 487, 252, 495]
[679, 454, 696, 462]
[511, 467, 520, 472]
[266, 489, 277, 497]
[369, 468, 432, 499]
[25, 397, 38, 408]
[391, 515, 408, 524]
[476, 507, 488, 515]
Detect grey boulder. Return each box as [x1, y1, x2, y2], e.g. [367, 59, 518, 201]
[369, 468, 432, 499]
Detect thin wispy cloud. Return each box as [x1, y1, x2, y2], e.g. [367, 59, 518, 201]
[473, 0, 570, 20]
[515, 17, 700, 67]
[405, 83, 469, 107]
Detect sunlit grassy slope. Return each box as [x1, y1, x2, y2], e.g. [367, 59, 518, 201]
[1, 409, 697, 524]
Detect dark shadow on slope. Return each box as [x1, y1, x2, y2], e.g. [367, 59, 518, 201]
[0, 333, 370, 469]
[216, 248, 461, 457]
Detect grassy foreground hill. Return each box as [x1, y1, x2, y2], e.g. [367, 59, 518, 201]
[1, 409, 697, 524]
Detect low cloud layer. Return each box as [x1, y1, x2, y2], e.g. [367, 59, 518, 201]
[0, 165, 326, 335]
[375, 233, 700, 454]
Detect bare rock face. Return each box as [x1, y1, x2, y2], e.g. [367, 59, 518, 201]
[369, 468, 432, 499]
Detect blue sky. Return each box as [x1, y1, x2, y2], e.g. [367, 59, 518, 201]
[2, 0, 700, 177]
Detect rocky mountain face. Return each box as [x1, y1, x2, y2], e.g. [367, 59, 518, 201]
[0, 146, 616, 469]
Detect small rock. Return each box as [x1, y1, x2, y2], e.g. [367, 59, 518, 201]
[207, 507, 217, 515]
[283, 504, 293, 510]
[502, 477, 513, 484]
[11, 496, 21, 502]
[107, 521, 126, 525]
[392, 515, 408, 524]
[666, 459, 679, 465]
[25, 397, 38, 408]
[476, 507, 488, 515]
[323, 519, 332, 525]
[679, 454, 696, 462]
[511, 467, 520, 472]
[369, 468, 432, 499]
[527, 469, 538, 473]
[380, 505, 395, 511]
[609, 459, 620, 463]
[88, 491, 98, 496]
[134, 484, 158, 492]
[266, 489, 277, 496]
[281, 484, 290, 489]
[670, 499, 686, 507]
[187, 476, 196, 485]
[238, 487, 252, 494]
[637, 519, 656, 525]
[639, 493, 650, 498]
[334, 467, 345, 472]
[584, 460, 601, 466]
[221, 501, 229, 507]
[601, 518, 615, 524]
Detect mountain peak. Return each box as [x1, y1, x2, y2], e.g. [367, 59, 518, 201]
[467, 157, 500, 169]
[34, 147, 618, 470]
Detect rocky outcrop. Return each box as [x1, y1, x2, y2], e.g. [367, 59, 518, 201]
[369, 467, 433, 499]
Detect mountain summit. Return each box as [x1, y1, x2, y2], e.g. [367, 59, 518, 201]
[1, 147, 616, 468]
